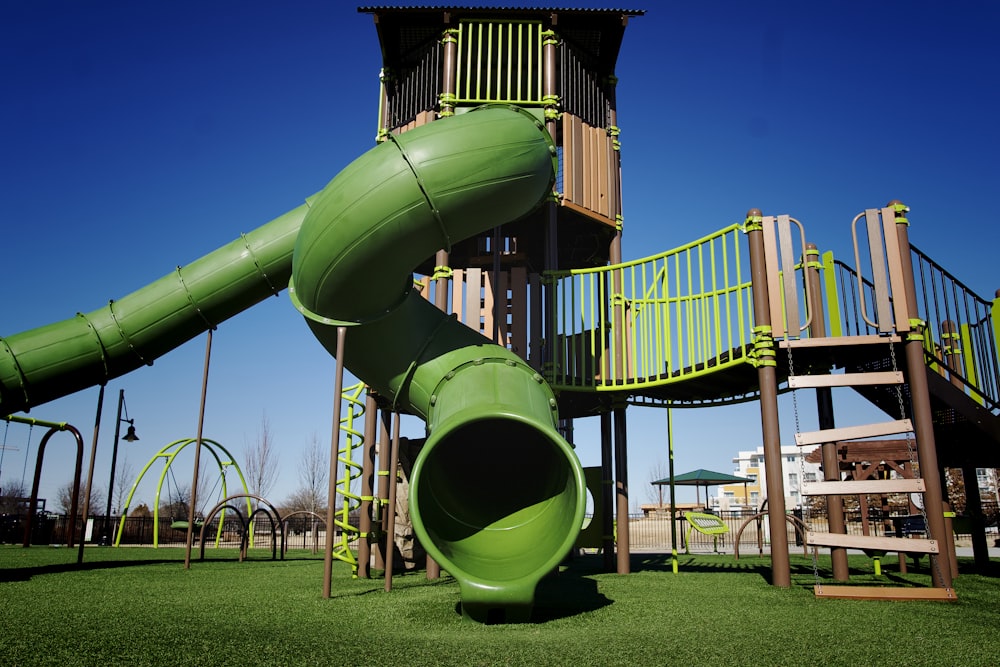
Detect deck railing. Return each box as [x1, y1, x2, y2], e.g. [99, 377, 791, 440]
[827, 247, 1000, 412]
[547, 223, 754, 395]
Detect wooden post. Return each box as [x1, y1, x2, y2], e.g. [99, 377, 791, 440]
[889, 201, 954, 589]
[805, 243, 850, 581]
[357, 391, 377, 579]
[613, 405, 630, 574]
[322, 326, 347, 598]
[745, 209, 791, 587]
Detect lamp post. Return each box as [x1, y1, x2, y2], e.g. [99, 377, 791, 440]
[103, 389, 138, 545]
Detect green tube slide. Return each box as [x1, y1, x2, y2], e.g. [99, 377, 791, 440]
[0, 105, 585, 622]
[0, 204, 307, 414]
[292, 106, 585, 622]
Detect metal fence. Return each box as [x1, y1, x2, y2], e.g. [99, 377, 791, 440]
[5, 505, 996, 552]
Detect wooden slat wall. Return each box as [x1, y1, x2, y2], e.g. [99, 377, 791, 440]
[428, 266, 536, 365]
[395, 110, 436, 134]
[561, 113, 617, 225]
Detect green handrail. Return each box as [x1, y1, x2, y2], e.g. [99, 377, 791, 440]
[547, 223, 754, 395]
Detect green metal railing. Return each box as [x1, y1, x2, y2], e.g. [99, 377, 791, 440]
[547, 223, 754, 394]
[455, 20, 544, 105]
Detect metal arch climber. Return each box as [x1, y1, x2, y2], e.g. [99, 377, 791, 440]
[198, 493, 285, 561]
[114, 437, 252, 547]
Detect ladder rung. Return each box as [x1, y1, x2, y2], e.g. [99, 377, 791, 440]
[806, 532, 939, 554]
[795, 419, 913, 446]
[802, 479, 926, 496]
[813, 585, 957, 601]
[788, 371, 904, 389]
[780, 335, 902, 349]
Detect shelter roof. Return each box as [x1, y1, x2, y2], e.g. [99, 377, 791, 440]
[651, 469, 753, 486]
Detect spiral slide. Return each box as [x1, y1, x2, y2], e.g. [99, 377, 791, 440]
[0, 106, 586, 622]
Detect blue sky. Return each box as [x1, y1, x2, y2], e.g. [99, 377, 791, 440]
[2, 1, 998, 513]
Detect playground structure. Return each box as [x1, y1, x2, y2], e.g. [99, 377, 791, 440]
[1, 6, 998, 620]
[115, 437, 252, 548]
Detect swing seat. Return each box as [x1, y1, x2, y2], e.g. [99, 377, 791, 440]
[814, 585, 957, 601]
[170, 519, 204, 531]
[684, 512, 729, 553]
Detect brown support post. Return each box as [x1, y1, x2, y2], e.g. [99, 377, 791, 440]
[941, 320, 964, 389]
[542, 24, 559, 373]
[374, 405, 391, 572]
[613, 405, 630, 574]
[384, 411, 401, 592]
[438, 20, 458, 119]
[889, 201, 954, 588]
[322, 326, 347, 597]
[184, 329, 213, 570]
[424, 249, 448, 581]
[805, 243, 850, 581]
[744, 209, 791, 587]
[600, 411, 615, 572]
[962, 463, 991, 571]
[357, 391, 377, 579]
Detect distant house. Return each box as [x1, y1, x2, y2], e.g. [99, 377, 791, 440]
[718, 445, 822, 511]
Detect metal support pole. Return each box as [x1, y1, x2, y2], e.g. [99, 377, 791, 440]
[614, 405, 630, 574]
[184, 329, 213, 569]
[744, 209, 791, 587]
[374, 406, 391, 571]
[74, 385, 105, 564]
[889, 201, 953, 588]
[357, 391, 377, 579]
[667, 408, 678, 574]
[323, 326, 347, 597]
[103, 389, 124, 546]
[962, 463, 991, 571]
[384, 411, 401, 592]
[600, 411, 614, 573]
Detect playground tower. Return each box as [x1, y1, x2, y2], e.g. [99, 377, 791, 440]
[360, 6, 644, 574]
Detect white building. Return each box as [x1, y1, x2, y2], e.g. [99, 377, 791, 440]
[715, 445, 823, 511]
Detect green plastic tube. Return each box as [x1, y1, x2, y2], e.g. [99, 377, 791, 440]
[292, 105, 585, 622]
[0, 204, 308, 414]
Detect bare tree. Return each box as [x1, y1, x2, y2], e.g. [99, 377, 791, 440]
[1, 479, 27, 514]
[286, 433, 327, 514]
[243, 412, 279, 506]
[647, 460, 669, 506]
[57, 480, 105, 517]
[112, 455, 135, 517]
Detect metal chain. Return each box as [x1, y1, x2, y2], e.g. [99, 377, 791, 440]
[787, 344, 822, 587]
[891, 337, 950, 592]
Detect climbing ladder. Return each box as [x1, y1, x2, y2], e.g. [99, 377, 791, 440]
[766, 206, 956, 600]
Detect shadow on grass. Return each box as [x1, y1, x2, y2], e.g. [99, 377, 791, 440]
[0, 558, 181, 583]
[530, 563, 614, 622]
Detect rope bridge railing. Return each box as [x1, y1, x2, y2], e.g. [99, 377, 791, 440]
[546, 223, 755, 394]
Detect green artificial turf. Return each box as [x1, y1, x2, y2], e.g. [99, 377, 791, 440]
[1, 546, 997, 666]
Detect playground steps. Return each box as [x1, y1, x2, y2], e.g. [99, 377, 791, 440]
[786, 334, 943, 557]
[801, 478, 925, 495]
[805, 531, 939, 554]
[813, 585, 957, 601]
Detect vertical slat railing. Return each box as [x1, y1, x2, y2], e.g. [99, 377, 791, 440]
[547, 223, 753, 394]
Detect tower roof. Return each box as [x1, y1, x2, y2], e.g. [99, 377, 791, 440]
[358, 6, 644, 71]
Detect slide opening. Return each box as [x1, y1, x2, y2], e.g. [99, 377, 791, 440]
[413, 415, 582, 583]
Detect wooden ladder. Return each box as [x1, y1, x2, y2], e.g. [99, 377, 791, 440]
[783, 336, 957, 600]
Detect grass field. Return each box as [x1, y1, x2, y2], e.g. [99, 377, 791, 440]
[1, 546, 998, 666]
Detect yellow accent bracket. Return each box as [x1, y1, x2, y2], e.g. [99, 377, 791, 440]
[743, 213, 764, 233]
[892, 201, 910, 225]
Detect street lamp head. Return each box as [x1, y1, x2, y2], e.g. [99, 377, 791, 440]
[122, 421, 139, 442]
